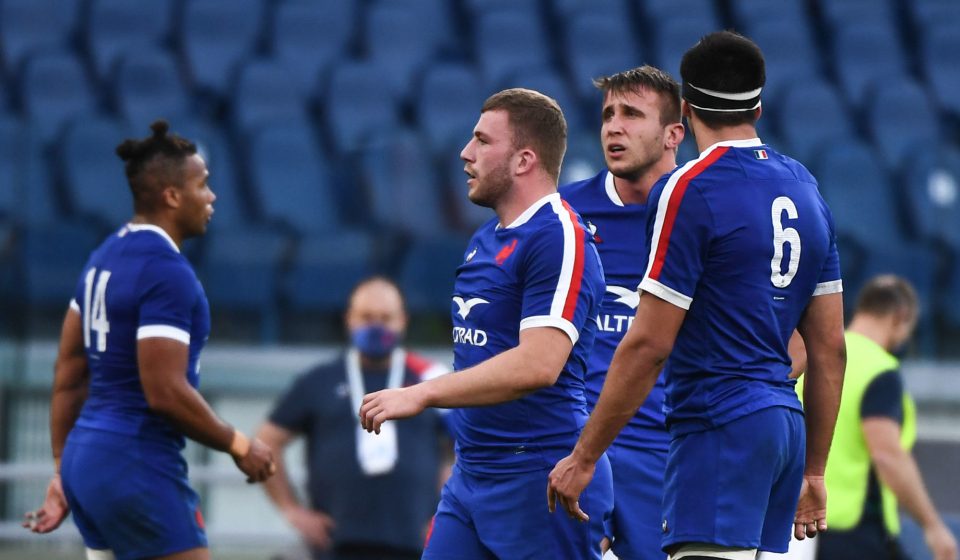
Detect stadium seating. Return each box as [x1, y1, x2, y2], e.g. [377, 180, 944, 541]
[474, 9, 551, 88]
[197, 226, 290, 313]
[180, 0, 264, 98]
[0, 117, 22, 220]
[817, 0, 897, 29]
[61, 116, 133, 230]
[553, 0, 631, 24]
[908, 0, 960, 31]
[0, 0, 77, 77]
[323, 61, 401, 154]
[777, 79, 856, 166]
[563, 14, 643, 105]
[749, 21, 822, 103]
[416, 62, 487, 157]
[901, 146, 960, 252]
[19, 51, 97, 144]
[283, 231, 377, 313]
[831, 21, 909, 109]
[920, 21, 960, 118]
[643, 0, 719, 29]
[399, 237, 470, 314]
[269, 1, 356, 96]
[560, 133, 604, 187]
[500, 67, 583, 130]
[365, 4, 438, 102]
[231, 59, 307, 134]
[728, 0, 807, 32]
[85, 0, 173, 81]
[360, 129, 447, 237]
[866, 80, 941, 173]
[18, 220, 104, 309]
[113, 49, 192, 131]
[245, 123, 338, 236]
[650, 16, 720, 82]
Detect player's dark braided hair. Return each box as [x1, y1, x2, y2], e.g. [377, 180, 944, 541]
[116, 120, 198, 212]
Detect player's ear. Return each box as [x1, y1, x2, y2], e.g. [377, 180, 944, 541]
[160, 185, 182, 209]
[680, 99, 692, 118]
[664, 122, 685, 150]
[514, 148, 537, 176]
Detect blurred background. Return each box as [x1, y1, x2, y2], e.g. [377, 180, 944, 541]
[0, 0, 958, 558]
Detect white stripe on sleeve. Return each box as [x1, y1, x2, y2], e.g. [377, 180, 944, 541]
[69, 299, 80, 313]
[812, 279, 843, 296]
[519, 316, 579, 344]
[137, 325, 191, 344]
[639, 278, 693, 310]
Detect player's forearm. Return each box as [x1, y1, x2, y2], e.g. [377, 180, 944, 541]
[801, 348, 845, 475]
[872, 448, 943, 529]
[573, 330, 666, 464]
[418, 346, 557, 408]
[146, 384, 235, 452]
[49, 383, 87, 468]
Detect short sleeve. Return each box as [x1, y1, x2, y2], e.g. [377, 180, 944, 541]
[137, 257, 198, 344]
[269, 371, 317, 433]
[518, 199, 595, 344]
[813, 207, 843, 296]
[639, 176, 713, 310]
[860, 370, 904, 423]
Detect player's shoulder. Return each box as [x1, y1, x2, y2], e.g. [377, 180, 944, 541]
[405, 351, 449, 382]
[558, 169, 607, 204]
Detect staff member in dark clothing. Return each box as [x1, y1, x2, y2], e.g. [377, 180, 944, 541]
[257, 277, 452, 560]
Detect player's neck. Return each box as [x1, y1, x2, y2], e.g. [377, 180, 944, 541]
[129, 214, 184, 248]
[613, 156, 677, 205]
[848, 315, 896, 353]
[496, 179, 556, 227]
[692, 123, 759, 153]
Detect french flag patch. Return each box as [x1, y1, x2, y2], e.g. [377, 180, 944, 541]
[754, 149, 768, 160]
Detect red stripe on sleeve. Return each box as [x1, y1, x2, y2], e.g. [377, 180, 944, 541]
[649, 146, 729, 280]
[561, 200, 585, 322]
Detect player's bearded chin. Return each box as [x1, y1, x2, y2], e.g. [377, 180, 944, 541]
[468, 165, 512, 208]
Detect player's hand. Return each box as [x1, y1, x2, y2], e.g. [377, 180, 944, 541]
[233, 437, 276, 483]
[546, 452, 595, 523]
[924, 520, 958, 560]
[23, 475, 69, 533]
[359, 386, 426, 434]
[793, 475, 827, 540]
[285, 505, 337, 551]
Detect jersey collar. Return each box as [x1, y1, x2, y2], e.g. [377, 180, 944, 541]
[125, 223, 180, 253]
[500, 192, 560, 229]
[604, 171, 625, 207]
[702, 137, 764, 154]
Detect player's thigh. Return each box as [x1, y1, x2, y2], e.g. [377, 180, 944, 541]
[62, 429, 207, 560]
[422, 467, 495, 560]
[474, 459, 612, 560]
[608, 445, 668, 560]
[760, 409, 806, 553]
[663, 407, 800, 551]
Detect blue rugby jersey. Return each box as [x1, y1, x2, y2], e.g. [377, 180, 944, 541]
[70, 224, 210, 449]
[450, 193, 605, 474]
[640, 139, 842, 435]
[560, 170, 670, 452]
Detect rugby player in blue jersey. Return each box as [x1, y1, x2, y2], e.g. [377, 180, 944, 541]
[24, 121, 275, 560]
[559, 65, 684, 560]
[548, 31, 847, 560]
[360, 88, 612, 559]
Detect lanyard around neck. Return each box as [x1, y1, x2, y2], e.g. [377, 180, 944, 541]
[346, 347, 406, 418]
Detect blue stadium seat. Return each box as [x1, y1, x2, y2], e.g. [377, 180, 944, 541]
[366, 5, 438, 102]
[0, 221, 14, 305]
[945, 262, 960, 329]
[114, 49, 192, 131]
[269, 1, 355, 95]
[0, 0, 77, 77]
[20, 51, 97, 144]
[644, 0, 719, 28]
[0, 117, 23, 220]
[197, 226, 290, 313]
[908, 0, 960, 31]
[231, 59, 307, 134]
[474, 10, 551, 88]
[831, 21, 909, 109]
[728, 0, 807, 32]
[901, 146, 960, 252]
[500, 67, 583, 129]
[246, 123, 338, 235]
[180, 0, 264, 98]
[168, 119, 247, 232]
[560, 133, 604, 186]
[283, 230, 377, 312]
[921, 21, 960, 118]
[371, 0, 457, 52]
[777, 79, 857, 166]
[818, 0, 897, 30]
[462, 0, 529, 15]
[553, 0, 631, 22]
[564, 14, 643, 105]
[749, 21, 822, 102]
[650, 16, 719, 82]
[323, 61, 400, 154]
[85, 0, 173, 81]
[399, 237, 471, 314]
[360, 129, 447, 237]
[61, 116, 133, 229]
[19, 220, 104, 309]
[416, 62, 487, 157]
[866, 80, 940, 173]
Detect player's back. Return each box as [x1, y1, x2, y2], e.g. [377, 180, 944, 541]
[72, 224, 210, 449]
[643, 139, 841, 434]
